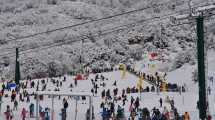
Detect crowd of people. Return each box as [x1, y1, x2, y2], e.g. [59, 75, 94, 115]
[0, 66, 213, 120]
[0, 76, 71, 120]
[125, 65, 187, 93]
[88, 74, 193, 120]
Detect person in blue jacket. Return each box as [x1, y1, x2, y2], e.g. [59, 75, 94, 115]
[101, 108, 109, 120]
[44, 107, 50, 120]
[29, 103, 34, 118]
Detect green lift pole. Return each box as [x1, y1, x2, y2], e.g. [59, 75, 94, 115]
[15, 48, 21, 85]
[196, 16, 207, 120]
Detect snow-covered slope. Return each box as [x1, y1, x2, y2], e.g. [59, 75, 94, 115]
[0, 65, 214, 119]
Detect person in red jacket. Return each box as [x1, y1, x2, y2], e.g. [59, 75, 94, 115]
[208, 115, 212, 120]
[4, 105, 12, 120]
[21, 108, 28, 120]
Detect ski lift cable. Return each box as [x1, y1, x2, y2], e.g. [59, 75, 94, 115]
[1, 0, 210, 47]
[1, 12, 215, 62]
[0, 4, 214, 60]
[5, 13, 215, 63]
[0, 1, 210, 52]
[1, 0, 183, 44]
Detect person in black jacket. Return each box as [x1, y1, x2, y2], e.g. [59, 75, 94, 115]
[63, 100, 68, 109]
[63, 98, 68, 117]
[159, 98, 163, 107]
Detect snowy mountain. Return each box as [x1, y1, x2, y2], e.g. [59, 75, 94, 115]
[0, 0, 214, 80]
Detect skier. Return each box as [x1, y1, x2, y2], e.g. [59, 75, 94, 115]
[36, 84, 39, 91]
[159, 98, 163, 107]
[21, 108, 28, 120]
[11, 90, 16, 102]
[106, 89, 111, 99]
[74, 79, 77, 86]
[81, 96, 86, 104]
[113, 80, 117, 86]
[101, 107, 108, 120]
[134, 97, 140, 111]
[61, 108, 67, 120]
[122, 96, 127, 106]
[44, 108, 50, 120]
[100, 102, 105, 109]
[27, 95, 30, 103]
[29, 103, 35, 118]
[13, 99, 18, 111]
[122, 89, 125, 98]
[131, 96, 134, 105]
[91, 88, 94, 96]
[4, 105, 12, 120]
[113, 88, 118, 96]
[95, 84, 99, 95]
[86, 109, 90, 120]
[110, 102, 115, 118]
[116, 105, 125, 119]
[63, 76, 66, 82]
[60, 81, 62, 87]
[209, 76, 213, 85]
[39, 105, 44, 119]
[207, 86, 211, 95]
[101, 90, 106, 98]
[151, 86, 155, 92]
[63, 98, 68, 116]
[31, 81, 35, 88]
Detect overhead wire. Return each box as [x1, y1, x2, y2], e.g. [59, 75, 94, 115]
[9, 13, 215, 63]
[0, 0, 208, 53]
[0, 0, 209, 53]
[0, 0, 187, 54]
[2, 0, 179, 43]
[0, 0, 181, 54]
[0, 1, 214, 60]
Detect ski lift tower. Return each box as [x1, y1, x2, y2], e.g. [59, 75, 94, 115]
[170, 2, 215, 120]
[80, 38, 84, 74]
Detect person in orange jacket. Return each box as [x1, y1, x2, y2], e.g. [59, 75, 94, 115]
[183, 112, 190, 120]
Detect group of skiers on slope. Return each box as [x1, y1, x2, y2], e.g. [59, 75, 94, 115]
[0, 71, 213, 120]
[128, 97, 192, 120]
[94, 72, 213, 120]
[0, 75, 71, 120]
[99, 94, 192, 120]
